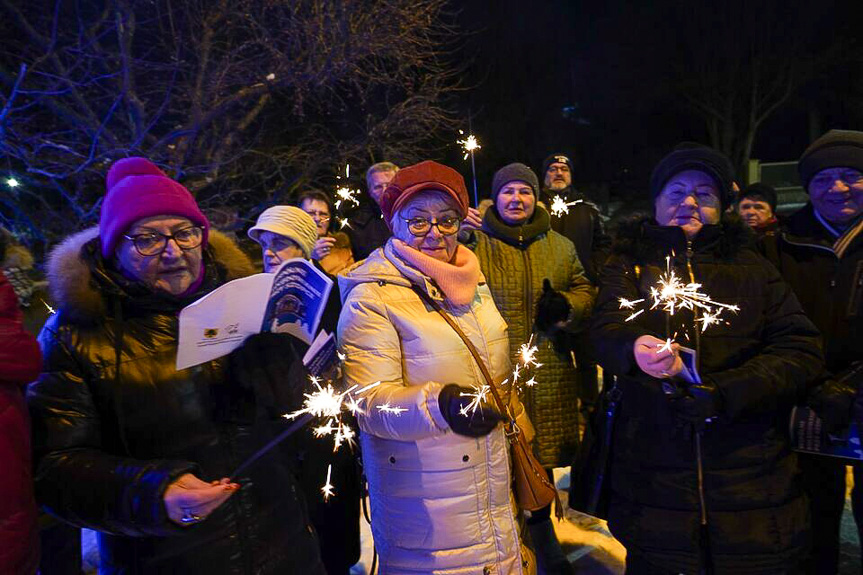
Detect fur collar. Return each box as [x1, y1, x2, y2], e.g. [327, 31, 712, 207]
[611, 212, 753, 262]
[48, 227, 255, 323]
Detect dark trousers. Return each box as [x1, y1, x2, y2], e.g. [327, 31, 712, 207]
[38, 517, 82, 575]
[799, 453, 863, 575]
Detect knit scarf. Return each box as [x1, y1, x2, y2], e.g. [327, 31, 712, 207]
[390, 239, 480, 307]
[481, 204, 551, 247]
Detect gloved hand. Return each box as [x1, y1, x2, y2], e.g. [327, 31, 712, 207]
[438, 384, 506, 437]
[810, 377, 857, 436]
[226, 332, 306, 419]
[535, 278, 571, 334]
[668, 380, 723, 427]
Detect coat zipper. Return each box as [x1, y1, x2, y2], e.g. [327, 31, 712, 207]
[686, 240, 710, 570]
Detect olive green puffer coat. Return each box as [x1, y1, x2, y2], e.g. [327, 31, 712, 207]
[473, 206, 596, 466]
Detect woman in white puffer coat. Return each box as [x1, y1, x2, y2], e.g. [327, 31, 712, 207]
[338, 161, 534, 575]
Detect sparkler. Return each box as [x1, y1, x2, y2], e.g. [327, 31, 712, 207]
[457, 129, 482, 207]
[549, 195, 583, 217]
[332, 163, 360, 230]
[458, 334, 543, 417]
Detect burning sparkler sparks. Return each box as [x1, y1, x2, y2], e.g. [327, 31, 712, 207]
[321, 464, 335, 501]
[376, 403, 408, 415]
[549, 195, 584, 217]
[459, 384, 491, 416]
[457, 130, 481, 160]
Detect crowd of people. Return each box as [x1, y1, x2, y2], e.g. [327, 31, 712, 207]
[0, 129, 861, 575]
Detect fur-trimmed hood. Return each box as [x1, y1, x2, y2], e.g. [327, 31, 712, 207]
[47, 227, 255, 322]
[611, 212, 754, 262]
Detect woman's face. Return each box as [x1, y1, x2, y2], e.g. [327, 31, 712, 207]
[496, 181, 536, 225]
[392, 190, 461, 263]
[655, 170, 722, 239]
[257, 231, 305, 273]
[301, 198, 331, 238]
[115, 215, 203, 295]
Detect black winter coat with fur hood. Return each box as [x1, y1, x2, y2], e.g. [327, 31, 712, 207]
[591, 214, 823, 574]
[27, 228, 326, 575]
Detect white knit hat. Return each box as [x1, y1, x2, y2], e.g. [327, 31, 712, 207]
[248, 206, 318, 259]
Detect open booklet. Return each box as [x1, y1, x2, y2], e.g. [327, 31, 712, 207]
[176, 258, 333, 370]
[790, 406, 863, 461]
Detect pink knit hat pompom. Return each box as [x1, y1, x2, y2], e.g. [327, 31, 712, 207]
[99, 157, 210, 258]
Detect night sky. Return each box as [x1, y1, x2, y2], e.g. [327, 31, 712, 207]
[448, 0, 863, 209]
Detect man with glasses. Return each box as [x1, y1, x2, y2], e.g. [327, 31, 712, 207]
[541, 153, 611, 445]
[763, 130, 863, 574]
[296, 189, 355, 275]
[470, 162, 595, 575]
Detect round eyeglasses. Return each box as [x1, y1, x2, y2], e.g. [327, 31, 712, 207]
[402, 216, 462, 237]
[123, 226, 204, 256]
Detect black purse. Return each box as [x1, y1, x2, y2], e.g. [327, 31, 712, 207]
[568, 379, 621, 519]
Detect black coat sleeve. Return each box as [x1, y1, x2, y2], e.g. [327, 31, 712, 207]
[27, 317, 196, 537]
[707, 259, 824, 419]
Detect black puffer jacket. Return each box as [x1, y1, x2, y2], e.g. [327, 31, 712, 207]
[592, 215, 823, 574]
[27, 228, 326, 575]
[762, 203, 862, 379]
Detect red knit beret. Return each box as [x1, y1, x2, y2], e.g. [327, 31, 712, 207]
[378, 160, 469, 230]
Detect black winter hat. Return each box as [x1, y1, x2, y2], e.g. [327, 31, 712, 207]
[739, 183, 777, 212]
[798, 129, 863, 191]
[649, 143, 736, 210]
[541, 153, 573, 178]
[491, 163, 540, 201]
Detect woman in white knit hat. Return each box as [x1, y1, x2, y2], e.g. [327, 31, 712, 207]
[248, 204, 363, 575]
[248, 205, 319, 273]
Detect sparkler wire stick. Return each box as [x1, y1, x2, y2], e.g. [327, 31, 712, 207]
[229, 413, 312, 480]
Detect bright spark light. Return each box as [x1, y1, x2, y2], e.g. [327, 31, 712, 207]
[649, 257, 740, 318]
[457, 130, 481, 160]
[518, 335, 541, 369]
[6, 177, 19, 188]
[459, 384, 491, 416]
[525, 377, 537, 387]
[334, 186, 360, 210]
[41, 298, 56, 315]
[377, 403, 407, 415]
[336, 216, 352, 230]
[656, 338, 675, 354]
[549, 195, 583, 217]
[618, 297, 645, 310]
[321, 464, 335, 501]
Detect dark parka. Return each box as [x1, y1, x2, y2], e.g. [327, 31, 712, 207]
[762, 203, 862, 380]
[592, 215, 823, 574]
[27, 228, 326, 575]
[473, 205, 596, 467]
[543, 186, 611, 285]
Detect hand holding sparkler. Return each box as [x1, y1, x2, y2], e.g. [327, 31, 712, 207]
[438, 383, 504, 437]
[634, 334, 683, 379]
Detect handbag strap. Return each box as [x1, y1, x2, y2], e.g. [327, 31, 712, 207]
[411, 286, 512, 419]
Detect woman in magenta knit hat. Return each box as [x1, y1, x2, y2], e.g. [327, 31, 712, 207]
[28, 158, 326, 574]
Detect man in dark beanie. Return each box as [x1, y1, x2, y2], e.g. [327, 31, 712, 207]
[540, 153, 611, 445]
[737, 182, 779, 237]
[762, 129, 863, 574]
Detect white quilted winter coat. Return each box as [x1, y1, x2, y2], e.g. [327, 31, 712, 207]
[337, 240, 531, 575]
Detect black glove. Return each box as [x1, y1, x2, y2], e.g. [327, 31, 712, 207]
[810, 377, 857, 436]
[226, 332, 307, 419]
[535, 279, 571, 334]
[668, 380, 723, 428]
[438, 384, 505, 437]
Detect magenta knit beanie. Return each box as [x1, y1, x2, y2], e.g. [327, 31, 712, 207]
[100, 158, 210, 258]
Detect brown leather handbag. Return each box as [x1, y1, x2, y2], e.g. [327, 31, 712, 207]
[412, 287, 562, 518]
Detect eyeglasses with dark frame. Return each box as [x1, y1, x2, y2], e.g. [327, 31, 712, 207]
[402, 216, 462, 237]
[123, 226, 204, 256]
